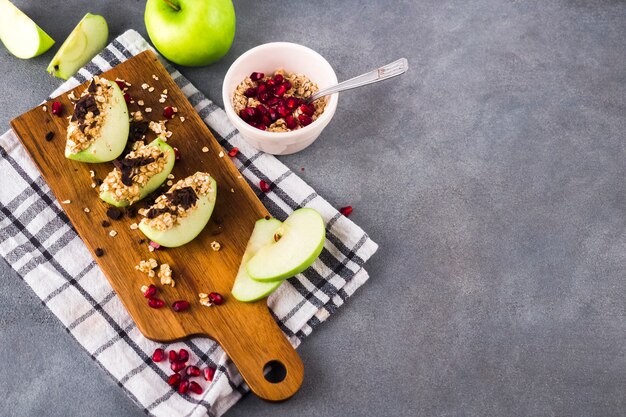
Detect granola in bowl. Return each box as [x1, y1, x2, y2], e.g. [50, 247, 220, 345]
[233, 70, 328, 132]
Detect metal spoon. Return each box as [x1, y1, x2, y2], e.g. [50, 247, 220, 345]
[305, 58, 409, 104]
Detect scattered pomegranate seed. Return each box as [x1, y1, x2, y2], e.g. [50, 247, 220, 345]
[178, 379, 190, 394]
[203, 367, 216, 382]
[171, 361, 185, 373]
[51, 101, 63, 116]
[123, 93, 131, 104]
[172, 300, 190, 312]
[298, 114, 313, 126]
[169, 350, 179, 363]
[149, 241, 161, 250]
[167, 373, 182, 387]
[189, 381, 204, 394]
[339, 206, 353, 217]
[115, 80, 127, 91]
[163, 106, 175, 119]
[186, 366, 201, 377]
[228, 147, 239, 157]
[173, 147, 181, 160]
[152, 348, 166, 362]
[148, 298, 165, 309]
[299, 104, 315, 116]
[143, 284, 157, 298]
[284, 115, 297, 130]
[250, 72, 264, 81]
[274, 74, 284, 83]
[244, 87, 257, 97]
[259, 180, 271, 193]
[208, 292, 224, 305]
[177, 349, 190, 363]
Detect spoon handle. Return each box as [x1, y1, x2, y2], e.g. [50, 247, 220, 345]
[306, 58, 409, 103]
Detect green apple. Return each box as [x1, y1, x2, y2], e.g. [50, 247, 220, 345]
[138, 175, 217, 247]
[99, 139, 176, 207]
[232, 217, 286, 302]
[0, 0, 54, 59]
[246, 208, 326, 282]
[65, 78, 129, 163]
[144, 0, 236, 66]
[47, 13, 108, 80]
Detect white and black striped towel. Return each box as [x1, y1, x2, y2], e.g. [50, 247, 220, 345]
[0, 30, 377, 417]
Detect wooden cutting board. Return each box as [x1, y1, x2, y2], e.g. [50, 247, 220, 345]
[10, 50, 303, 401]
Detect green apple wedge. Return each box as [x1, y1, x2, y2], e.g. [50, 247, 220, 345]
[246, 208, 326, 282]
[138, 175, 217, 247]
[99, 139, 176, 207]
[0, 0, 54, 59]
[232, 218, 286, 302]
[47, 13, 108, 80]
[65, 79, 129, 163]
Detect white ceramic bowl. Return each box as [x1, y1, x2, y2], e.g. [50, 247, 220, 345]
[222, 42, 338, 155]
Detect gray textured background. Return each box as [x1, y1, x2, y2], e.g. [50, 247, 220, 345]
[1, 0, 626, 416]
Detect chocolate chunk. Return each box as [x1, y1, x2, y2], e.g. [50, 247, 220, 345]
[128, 121, 149, 142]
[72, 94, 100, 123]
[106, 207, 123, 220]
[114, 155, 157, 187]
[145, 207, 176, 219]
[95, 178, 103, 187]
[88, 79, 97, 93]
[101, 220, 111, 227]
[138, 239, 146, 244]
[165, 187, 198, 210]
[126, 206, 137, 218]
[264, 215, 271, 220]
[45, 131, 55, 142]
[94, 248, 104, 257]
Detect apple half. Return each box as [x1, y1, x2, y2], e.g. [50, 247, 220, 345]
[232, 217, 285, 302]
[138, 174, 217, 247]
[99, 139, 176, 207]
[246, 208, 326, 282]
[65, 78, 129, 163]
[47, 13, 108, 80]
[0, 0, 55, 59]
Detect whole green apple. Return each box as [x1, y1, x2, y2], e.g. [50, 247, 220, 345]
[144, 0, 235, 66]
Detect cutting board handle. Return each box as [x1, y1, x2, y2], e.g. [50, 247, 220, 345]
[207, 305, 304, 401]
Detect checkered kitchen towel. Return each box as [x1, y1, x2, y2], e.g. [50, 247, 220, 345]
[0, 30, 377, 416]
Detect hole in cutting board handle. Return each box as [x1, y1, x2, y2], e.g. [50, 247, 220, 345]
[263, 360, 287, 383]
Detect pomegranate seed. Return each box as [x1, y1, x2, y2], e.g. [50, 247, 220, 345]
[169, 350, 179, 363]
[203, 367, 216, 382]
[123, 93, 131, 104]
[208, 292, 224, 305]
[266, 78, 276, 88]
[267, 97, 279, 107]
[285, 115, 297, 129]
[243, 107, 257, 120]
[173, 147, 181, 160]
[163, 106, 175, 119]
[261, 115, 271, 126]
[258, 92, 269, 103]
[189, 381, 204, 394]
[152, 348, 165, 362]
[115, 80, 127, 90]
[250, 72, 264, 81]
[172, 300, 190, 312]
[286, 97, 298, 109]
[274, 84, 287, 97]
[299, 104, 315, 116]
[339, 206, 353, 217]
[256, 104, 268, 115]
[178, 349, 189, 363]
[168, 373, 182, 387]
[244, 87, 257, 97]
[298, 114, 313, 126]
[51, 101, 63, 116]
[273, 74, 284, 83]
[257, 83, 267, 94]
[178, 379, 190, 394]
[148, 298, 165, 308]
[239, 109, 250, 122]
[268, 107, 279, 121]
[259, 180, 270, 193]
[282, 80, 292, 90]
[186, 365, 201, 377]
[277, 105, 290, 118]
[228, 147, 239, 157]
[255, 123, 267, 131]
[171, 361, 185, 373]
[149, 241, 160, 250]
[143, 284, 157, 298]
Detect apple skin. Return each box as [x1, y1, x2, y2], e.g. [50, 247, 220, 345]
[0, 0, 55, 59]
[144, 0, 236, 66]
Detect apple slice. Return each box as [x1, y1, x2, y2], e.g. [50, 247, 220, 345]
[47, 13, 108, 80]
[232, 218, 286, 302]
[246, 208, 326, 282]
[99, 138, 176, 207]
[65, 77, 129, 163]
[138, 172, 217, 247]
[0, 0, 55, 59]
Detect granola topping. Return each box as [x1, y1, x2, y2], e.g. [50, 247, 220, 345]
[99, 141, 171, 204]
[139, 172, 214, 232]
[158, 263, 175, 287]
[65, 76, 115, 154]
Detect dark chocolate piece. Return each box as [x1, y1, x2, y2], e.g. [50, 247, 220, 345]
[94, 248, 104, 257]
[45, 131, 55, 142]
[106, 207, 123, 220]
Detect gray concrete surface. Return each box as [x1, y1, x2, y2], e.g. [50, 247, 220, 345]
[1, 0, 626, 416]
